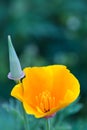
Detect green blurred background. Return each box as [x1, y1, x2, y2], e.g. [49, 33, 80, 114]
[0, 0, 87, 129]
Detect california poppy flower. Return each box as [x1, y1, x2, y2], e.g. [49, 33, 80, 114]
[11, 65, 80, 118]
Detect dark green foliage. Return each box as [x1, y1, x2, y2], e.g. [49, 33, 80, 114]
[0, 0, 87, 99]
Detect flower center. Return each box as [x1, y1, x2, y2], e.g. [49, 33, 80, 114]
[36, 91, 55, 113]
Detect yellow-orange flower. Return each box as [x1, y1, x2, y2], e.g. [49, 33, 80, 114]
[11, 65, 80, 118]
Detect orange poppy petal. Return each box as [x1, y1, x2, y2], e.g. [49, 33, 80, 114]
[11, 83, 23, 101]
[59, 88, 80, 108]
[23, 101, 44, 117]
[22, 66, 53, 105]
[47, 65, 80, 104]
[22, 65, 67, 103]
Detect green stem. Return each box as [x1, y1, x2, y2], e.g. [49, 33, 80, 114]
[15, 80, 29, 130]
[21, 103, 29, 130]
[46, 118, 51, 130]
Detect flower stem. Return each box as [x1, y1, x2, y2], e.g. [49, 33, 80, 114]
[46, 118, 51, 130]
[15, 80, 29, 130]
[21, 103, 29, 130]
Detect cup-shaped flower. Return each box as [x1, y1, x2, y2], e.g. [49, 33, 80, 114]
[8, 35, 24, 81]
[11, 65, 80, 118]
